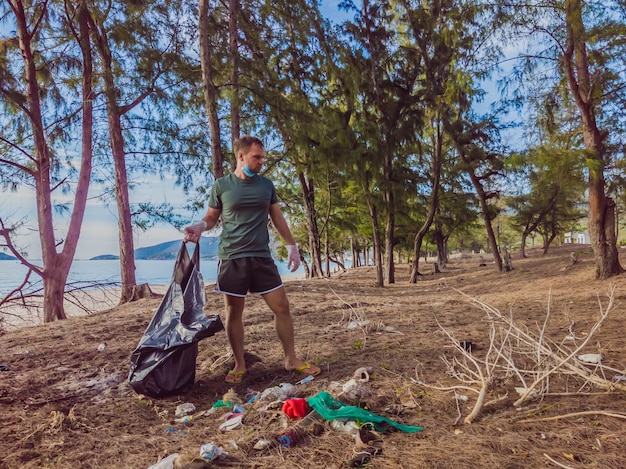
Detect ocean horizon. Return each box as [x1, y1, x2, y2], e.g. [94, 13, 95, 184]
[0, 258, 305, 295]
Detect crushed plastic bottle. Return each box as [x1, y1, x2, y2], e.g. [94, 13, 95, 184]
[330, 419, 360, 437]
[200, 443, 228, 461]
[261, 382, 296, 401]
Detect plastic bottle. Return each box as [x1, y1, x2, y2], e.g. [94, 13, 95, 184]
[278, 410, 325, 447]
[296, 410, 325, 436]
[330, 419, 360, 437]
[278, 427, 303, 447]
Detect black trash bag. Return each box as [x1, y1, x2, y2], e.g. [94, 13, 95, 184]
[128, 241, 224, 398]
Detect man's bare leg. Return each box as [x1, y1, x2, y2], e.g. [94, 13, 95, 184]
[263, 287, 320, 375]
[224, 294, 247, 374]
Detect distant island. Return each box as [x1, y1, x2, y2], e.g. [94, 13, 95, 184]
[89, 237, 219, 261]
[0, 252, 17, 261]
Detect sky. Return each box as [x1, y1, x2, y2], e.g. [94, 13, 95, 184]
[2, 2, 508, 261]
[1, 2, 355, 260]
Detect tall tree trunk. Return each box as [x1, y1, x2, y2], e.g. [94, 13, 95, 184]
[434, 222, 447, 269]
[410, 122, 443, 283]
[298, 171, 324, 278]
[366, 200, 384, 287]
[564, 0, 622, 279]
[520, 232, 528, 258]
[229, 0, 240, 146]
[200, 0, 224, 178]
[469, 168, 503, 272]
[89, 20, 138, 303]
[9, 0, 95, 321]
[12, 1, 65, 321]
[454, 140, 503, 272]
[384, 149, 395, 284]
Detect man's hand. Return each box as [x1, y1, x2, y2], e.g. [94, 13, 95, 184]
[184, 220, 207, 243]
[287, 244, 300, 272]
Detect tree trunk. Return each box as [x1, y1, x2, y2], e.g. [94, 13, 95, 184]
[9, 0, 94, 322]
[91, 24, 138, 304]
[410, 122, 443, 283]
[366, 201, 384, 287]
[434, 224, 447, 269]
[384, 147, 395, 284]
[564, 0, 622, 278]
[200, 0, 224, 178]
[464, 161, 503, 272]
[298, 171, 324, 278]
[520, 232, 528, 258]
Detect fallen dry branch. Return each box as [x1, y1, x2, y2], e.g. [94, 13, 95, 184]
[543, 453, 574, 469]
[417, 287, 626, 424]
[518, 410, 626, 423]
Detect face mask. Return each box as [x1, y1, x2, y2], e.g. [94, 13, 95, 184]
[243, 165, 256, 177]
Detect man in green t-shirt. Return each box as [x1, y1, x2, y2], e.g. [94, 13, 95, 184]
[184, 135, 321, 385]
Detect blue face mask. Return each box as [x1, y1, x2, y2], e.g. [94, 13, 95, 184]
[243, 165, 256, 177]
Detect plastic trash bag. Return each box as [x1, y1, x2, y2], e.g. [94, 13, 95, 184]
[128, 241, 224, 398]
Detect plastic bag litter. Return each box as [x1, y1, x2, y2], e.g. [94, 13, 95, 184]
[128, 242, 224, 398]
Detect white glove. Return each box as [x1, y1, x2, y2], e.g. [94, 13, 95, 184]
[287, 244, 300, 272]
[184, 220, 207, 243]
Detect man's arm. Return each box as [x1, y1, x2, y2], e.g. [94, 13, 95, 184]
[184, 206, 221, 243]
[269, 203, 300, 271]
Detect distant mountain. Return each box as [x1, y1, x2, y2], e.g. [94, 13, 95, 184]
[90, 237, 220, 261]
[91, 254, 120, 260]
[0, 252, 17, 261]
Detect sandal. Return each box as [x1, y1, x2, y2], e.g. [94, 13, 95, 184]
[293, 362, 321, 377]
[225, 369, 246, 385]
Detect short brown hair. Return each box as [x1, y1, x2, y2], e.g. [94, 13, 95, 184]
[234, 135, 263, 156]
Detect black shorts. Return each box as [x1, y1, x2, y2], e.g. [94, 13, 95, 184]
[215, 257, 283, 297]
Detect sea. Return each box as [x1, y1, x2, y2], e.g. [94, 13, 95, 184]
[0, 258, 305, 295]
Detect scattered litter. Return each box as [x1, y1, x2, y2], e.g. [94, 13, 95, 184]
[308, 391, 423, 433]
[212, 399, 233, 409]
[353, 367, 373, 382]
[254, 438, 273, 450]
[200, 442, 228, 461]
[282, 398, 310, 419]
[578, 353, 602, 364]
[296, 375, 315, 385]
[174, 415, 193, 424]
[0, 364, 8, 372]
[347, 320, 370, 330]
[218, 413, 244, 431]
[613, 375, 626, 382]
[330, 419, 360, 437]
[97, 343, 106, 351]
[259, 382, 296, 402]
[341, 378, 373, 401]
[175, 402, 196, 418]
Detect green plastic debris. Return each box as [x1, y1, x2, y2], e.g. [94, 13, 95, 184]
[212, 400, 233, 409]
[307, 391, 423, 433]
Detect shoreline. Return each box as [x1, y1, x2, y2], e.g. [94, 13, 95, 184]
[1, 272, 306, 332]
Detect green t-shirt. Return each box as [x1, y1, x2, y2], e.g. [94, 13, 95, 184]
[209, 173, 278, 259]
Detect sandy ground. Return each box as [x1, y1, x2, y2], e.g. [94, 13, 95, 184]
[0, 244, 625, 469]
